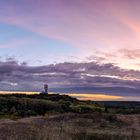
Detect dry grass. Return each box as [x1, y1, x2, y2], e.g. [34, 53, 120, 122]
[0, 113, 139, 140]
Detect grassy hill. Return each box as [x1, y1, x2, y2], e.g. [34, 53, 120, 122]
[0, 93, 104, 119]
[0, 93, 140, 119]
[0, 93, 140, 140]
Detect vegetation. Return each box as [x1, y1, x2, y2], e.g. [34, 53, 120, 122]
[94, 101, 140, 114]
[0, 93, 139, 140]
[0, 93, 104, 118]
[0, 113, 139, 140]
[0, 93, 140, 119]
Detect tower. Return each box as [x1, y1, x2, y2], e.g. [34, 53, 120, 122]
[44, 84, 48, 93]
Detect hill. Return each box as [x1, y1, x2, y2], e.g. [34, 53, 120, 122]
[0, 93, 104, 118]
[0, 93, 140, 140]
[0, 93, 140, 119]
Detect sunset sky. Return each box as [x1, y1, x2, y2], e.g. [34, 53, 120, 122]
[0, 0, 140, 100]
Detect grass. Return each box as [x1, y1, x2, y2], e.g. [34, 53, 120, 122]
[0, 113, 139, 140]
[0, 94, 139, 140]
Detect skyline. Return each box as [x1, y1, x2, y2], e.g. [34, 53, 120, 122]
[0, 0, 140, 100]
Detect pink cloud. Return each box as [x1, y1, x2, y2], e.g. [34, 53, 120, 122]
[0, 0, 140, 69]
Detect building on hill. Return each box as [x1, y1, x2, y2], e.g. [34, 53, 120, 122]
[40, 84, 48, 94]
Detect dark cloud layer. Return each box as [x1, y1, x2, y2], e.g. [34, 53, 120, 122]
[0, 59, 140, 95]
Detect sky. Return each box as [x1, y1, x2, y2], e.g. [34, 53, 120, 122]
[0, 0, 140, 100]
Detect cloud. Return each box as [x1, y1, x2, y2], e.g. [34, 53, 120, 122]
[0, 0, 140, 95]
[0, 0, 140, 70]
[0, 59, 140, 96]
[0, 0, 136, 49]
[119, 49, 140, 59]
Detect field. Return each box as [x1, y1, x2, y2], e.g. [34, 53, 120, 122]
[0, 113, 140, 140]
[0, 93, 139, 140]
